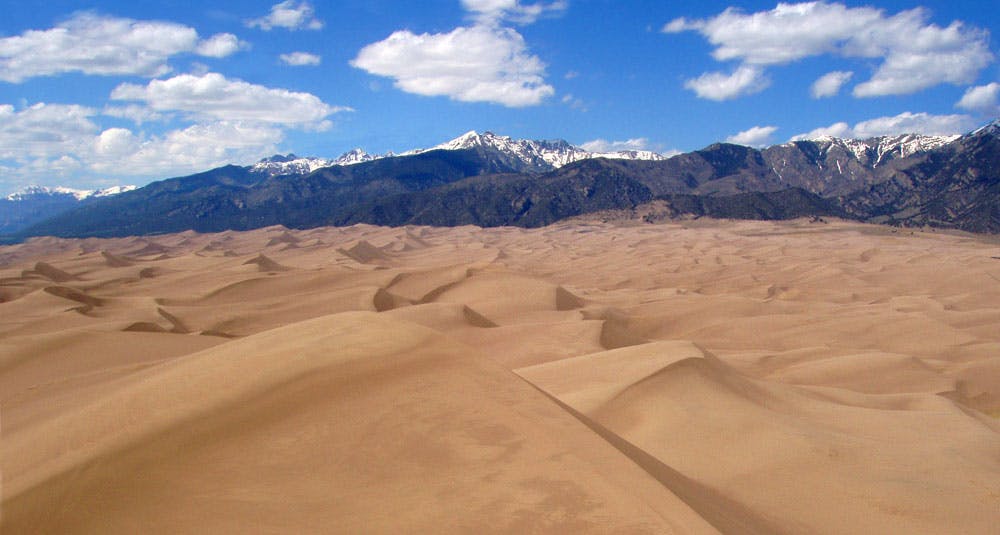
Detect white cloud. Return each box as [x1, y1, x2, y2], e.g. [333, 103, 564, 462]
[196, 33, 246, 58]
[102, 104, 166, 125]
[89, 121, 284, 176]
[0, 103, 99, 161]
[580, 138, 653, 152]
[956, 82, 1000, 116]
[792, 111, 977, 140]
[664, 3, 883, 65]
[726, 125, 778, 147]
[461, 0, 568, 25]
[352, 25, 554, 107]
[110, 73, 349, 128]
[93, 127, 139, 159]
[794, 121, 852, 139]
[0, 101, 289, 186]
[811, 70, 853, 98]
[247, 1, 324, 31]
[0, 13, 242, 82]
[664, 2, 993, 98]
[280, 51, 321, 66]
[683, 65, 769, 101]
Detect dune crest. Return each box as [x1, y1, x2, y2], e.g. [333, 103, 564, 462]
[242, 254, 291, 272]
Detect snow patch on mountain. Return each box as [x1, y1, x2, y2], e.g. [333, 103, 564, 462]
[6, 184, 136, 201]
[249, 149, 387, 177]
[418, 130, 668, 168]
[251, 131, 670, 178]
[795, 133, 959, 166]
[971, 118, 1000, 137]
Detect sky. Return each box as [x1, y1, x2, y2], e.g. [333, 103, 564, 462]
[1, 0, 999, 193]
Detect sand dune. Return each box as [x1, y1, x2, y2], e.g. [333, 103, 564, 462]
[2, 218, 999, 532]
[2, 312, 713, 534]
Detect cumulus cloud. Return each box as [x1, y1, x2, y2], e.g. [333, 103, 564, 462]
[0, 101, 288, 188]
[811, 71, 853, 98]
[0, 103, 99, 161]
[102, 104, 167, 125]
[352, 0, 558, 107]
[247, 1, 324, 31]
[195, 33, 246, 58]
[683, 65, 770, 101]
[88, 121, 284, 176]
[352, 25, 554, 107]
[664, 2, 993, 98]
[792, 111, 977, 140]
[1, 71, 351, 186]
[726, 125, 778, 147]
[280, 51, 321, 66]
[0, 103, 99, 186]
[0, 13, 243, 82]
[956, 82, 1000, 116]
[461, 0, 567, 25]
[110, 72, 349, 128]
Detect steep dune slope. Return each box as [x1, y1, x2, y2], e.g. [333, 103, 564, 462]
[3, 312, 713, 534]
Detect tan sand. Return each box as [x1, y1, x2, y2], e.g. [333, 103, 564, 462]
[1, 218, 998, 533]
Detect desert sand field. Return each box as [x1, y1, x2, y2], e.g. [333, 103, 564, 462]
[2, 218, 999, 533]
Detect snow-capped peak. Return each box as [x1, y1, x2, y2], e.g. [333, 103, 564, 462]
[419, 130, 668, 168]
[800, 133, 959, 165]
[93, 185, 138, 197]
[250, 131, 669, 178]
[971, 118, 1000, 137]
[433, 130, 483, 150]
[5, 184, 136, 201]
[250, 149, 383, 177]
[334, 148, 378, 165]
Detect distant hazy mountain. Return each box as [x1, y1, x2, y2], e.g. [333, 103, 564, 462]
[10, 120, 1000, 240]
[1, 185, 136, 235]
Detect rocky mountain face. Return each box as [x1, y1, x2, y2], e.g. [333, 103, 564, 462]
[761, 134, 960, 196]
[839, 124, 1000, 232]
[9, 121, 1000, 240]
[20, 147, 530, 237]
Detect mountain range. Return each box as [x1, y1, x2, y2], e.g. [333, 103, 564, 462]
[3, 122, 998, 240]
[0, 185, 136, 235]
[247, 130, 668, 178]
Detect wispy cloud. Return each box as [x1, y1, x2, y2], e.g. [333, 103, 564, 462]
[247, 1, 323, 31]
[461, 0, 567, 25]
[280, 52, 321, 66]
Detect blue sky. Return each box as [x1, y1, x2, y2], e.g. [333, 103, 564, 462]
[1, 0, 999, 193]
